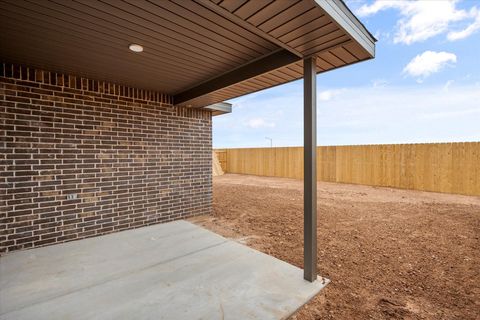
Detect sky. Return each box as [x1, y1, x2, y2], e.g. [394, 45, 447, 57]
[213, 0, 480, 148]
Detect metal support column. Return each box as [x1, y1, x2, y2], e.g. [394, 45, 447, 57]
[303, 56, 317, 282]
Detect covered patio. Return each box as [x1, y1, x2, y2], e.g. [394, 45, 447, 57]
[0, 0, 375, 318]
[0, 221, 328, 319]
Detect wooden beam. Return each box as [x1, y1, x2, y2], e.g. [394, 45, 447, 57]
[174, 49, 300, 106]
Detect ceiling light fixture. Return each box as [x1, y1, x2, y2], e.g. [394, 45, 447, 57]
[129, 44, 143, 53]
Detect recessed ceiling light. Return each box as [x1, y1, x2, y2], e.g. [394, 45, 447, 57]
[129, 44, 143, 53]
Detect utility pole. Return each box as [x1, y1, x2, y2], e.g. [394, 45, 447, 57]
[265, 137, 273, 147]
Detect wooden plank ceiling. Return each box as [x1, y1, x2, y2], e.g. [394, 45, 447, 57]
[0, 0, 375, 108]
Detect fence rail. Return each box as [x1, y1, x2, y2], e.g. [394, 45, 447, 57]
[215, 142, 480, 196]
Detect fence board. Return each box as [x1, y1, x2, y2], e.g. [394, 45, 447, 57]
[214, 142, 480, 196]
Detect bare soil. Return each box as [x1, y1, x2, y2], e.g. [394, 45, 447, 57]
[190, 174, 480, 320]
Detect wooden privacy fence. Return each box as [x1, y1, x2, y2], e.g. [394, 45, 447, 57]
[215, 142, 480, 196]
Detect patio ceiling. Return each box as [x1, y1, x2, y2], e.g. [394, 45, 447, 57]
[0, 0, 375, 108]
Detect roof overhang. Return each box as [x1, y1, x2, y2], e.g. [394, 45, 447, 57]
[204, 102, 232, 116]
[0, 0, 375, 109]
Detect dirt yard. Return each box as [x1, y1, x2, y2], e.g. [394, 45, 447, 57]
[191, 174, 480, 320]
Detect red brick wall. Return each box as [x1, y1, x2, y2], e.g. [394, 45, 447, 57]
[0, 63, 212, 253]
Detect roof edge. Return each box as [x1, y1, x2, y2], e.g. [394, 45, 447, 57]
[314, 0, 376, 58]
[204, 102, 232, 116]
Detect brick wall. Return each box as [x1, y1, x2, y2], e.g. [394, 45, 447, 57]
[0, 63, 212, 253]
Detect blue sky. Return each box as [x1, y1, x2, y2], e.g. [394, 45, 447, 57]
[213, 0, 480, 148]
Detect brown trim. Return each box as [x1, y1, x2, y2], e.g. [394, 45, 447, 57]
[174, 49, 300, 106]
[196, 0, 303, 57]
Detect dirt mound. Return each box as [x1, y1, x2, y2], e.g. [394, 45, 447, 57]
[192, 174, 480, 320]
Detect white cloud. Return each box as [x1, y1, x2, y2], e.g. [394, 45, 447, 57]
[373, 30, 391, 42]
[244, 117, 275, 129]
[357, 0, 401, 16]
[318, 89, 345, 101]
[447, 7, 480, 40]
[403, 51, 457, 81]
[214, 84, 480, 147]
[357, 0, 479, 44]
[420, 108, 480, 120]
[372, 79, 388, 88]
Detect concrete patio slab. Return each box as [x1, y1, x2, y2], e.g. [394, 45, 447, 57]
[0, 220, 328, 320]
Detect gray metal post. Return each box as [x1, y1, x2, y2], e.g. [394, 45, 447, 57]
[303, 56, 317, 282]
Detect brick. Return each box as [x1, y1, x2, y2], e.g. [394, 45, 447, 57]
[1, 62, 212, 254]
